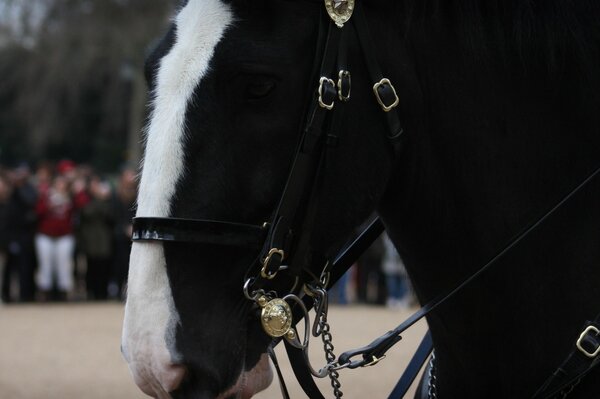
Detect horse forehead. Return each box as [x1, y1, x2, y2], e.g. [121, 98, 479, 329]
[138, 0, 233, 218]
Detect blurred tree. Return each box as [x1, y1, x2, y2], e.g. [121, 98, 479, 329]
[0, 0, 174, 171]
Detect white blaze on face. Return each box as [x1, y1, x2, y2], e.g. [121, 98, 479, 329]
[122, 0, 232, 396]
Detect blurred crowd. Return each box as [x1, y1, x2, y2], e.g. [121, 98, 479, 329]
[0, 160, 137, 303]
[329, 234, 417, 309]
[0, 160, 414, 309]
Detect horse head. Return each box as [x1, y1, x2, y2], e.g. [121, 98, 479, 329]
[121, 1, 408, 397]
[122, 0, 600, 397]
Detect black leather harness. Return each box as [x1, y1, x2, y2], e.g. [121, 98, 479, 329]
[131, 1, 600, 397]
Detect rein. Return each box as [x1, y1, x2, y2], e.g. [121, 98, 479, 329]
[131, 1, 600, 397]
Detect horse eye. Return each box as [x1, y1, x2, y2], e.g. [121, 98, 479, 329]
[244, 79, 277, 101]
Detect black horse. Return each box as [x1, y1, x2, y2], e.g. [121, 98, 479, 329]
[121, 0, 600, 398]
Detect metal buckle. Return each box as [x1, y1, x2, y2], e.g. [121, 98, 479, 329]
[318, 77, 336, 110]
[337, 70, 351, 102]
[364, 355, 386, 367]
[373, 78, 399, 112]
[576, 326, 600, 358]
[260, 248, 285, 280]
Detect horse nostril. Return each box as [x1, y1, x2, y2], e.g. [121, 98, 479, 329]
[161, 363, 188, 394]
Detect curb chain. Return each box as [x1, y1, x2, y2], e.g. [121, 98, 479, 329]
[428, 351, 437, 399]
[315, 293, 343, 398]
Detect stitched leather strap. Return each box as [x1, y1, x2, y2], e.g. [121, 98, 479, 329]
[532, 315, 600, 398]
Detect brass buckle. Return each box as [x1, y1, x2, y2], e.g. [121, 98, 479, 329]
[577, 326, 600, 358]
[260, 248, 285, 280]
[364, 355, 386, 367]
[373, 78, 399, 112]
[318, 77, 336, 110]
[337, 70, 351, 102]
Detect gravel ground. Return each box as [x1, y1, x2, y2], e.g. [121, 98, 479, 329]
[0, 303, 427, 399]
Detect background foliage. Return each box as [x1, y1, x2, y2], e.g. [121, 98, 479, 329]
[0, 0, 174, 171]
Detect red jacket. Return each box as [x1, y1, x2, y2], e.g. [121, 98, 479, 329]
[36, 190, 90, 237]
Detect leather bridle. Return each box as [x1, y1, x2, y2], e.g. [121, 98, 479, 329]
[131, 1, 600, 398]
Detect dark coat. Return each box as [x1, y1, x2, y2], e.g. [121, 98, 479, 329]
[79, 198, 115, 259]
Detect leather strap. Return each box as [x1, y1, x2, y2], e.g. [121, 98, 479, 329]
[275, 218, 385, 327]
[259, 0, 408, 287]
[532, 314, 600, 398]
[327, 217, 385, 282]
[274, 218, 385, 399]
[284, 339, 327, 399]
[388, 331, 433, 399]
[352, 1, 404, 150]
[269, 346, 292, 399]
[255, 13, 343, 286]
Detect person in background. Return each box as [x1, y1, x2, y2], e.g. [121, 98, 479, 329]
[79, 175, 114, 300]
[382, 233, 414, 309]
[33, 161, 53, 197]
[69, 163, 93, 296]
[2, 164, 37, 303]
[356, 236, 387, 305]
[0, 171, 12, 301]
[327, 268, 352, 305]
[35, 173, 88, 301]
[56, 159, 77, 185]
[109, 166, 137, 300]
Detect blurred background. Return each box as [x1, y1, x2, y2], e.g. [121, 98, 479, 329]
[0, 0, 175, 305]
[0, 1, 423, 398]
[0, 3, 176, 398]
[0, 0, 175, 169]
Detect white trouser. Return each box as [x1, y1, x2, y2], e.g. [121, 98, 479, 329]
[35, 234, 75, 291]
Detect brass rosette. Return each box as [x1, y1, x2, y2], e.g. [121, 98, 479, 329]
[324, 0, 355, 28]
[260, 297, 293, 338]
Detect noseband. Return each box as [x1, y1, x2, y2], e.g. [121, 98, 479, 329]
[132, 1, 600, 398]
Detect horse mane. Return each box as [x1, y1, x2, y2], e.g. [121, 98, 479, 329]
[398, 0, 600, 74]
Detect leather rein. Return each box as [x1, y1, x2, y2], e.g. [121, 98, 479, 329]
[132, 1, 600, 398]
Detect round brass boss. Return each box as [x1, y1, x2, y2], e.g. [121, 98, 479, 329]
[260, 298, 293, 338]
